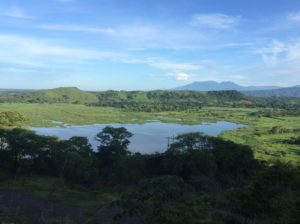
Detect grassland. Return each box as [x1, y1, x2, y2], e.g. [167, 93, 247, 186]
[0, 103, 299, 163]
[0, 103, 258, 126]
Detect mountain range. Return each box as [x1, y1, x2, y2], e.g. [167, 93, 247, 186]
[174, 81, 300, 98]
[1, 82, 300, 99]
[174, 81, 281, 91]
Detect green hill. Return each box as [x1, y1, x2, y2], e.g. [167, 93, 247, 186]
[19, 87, 99, 104]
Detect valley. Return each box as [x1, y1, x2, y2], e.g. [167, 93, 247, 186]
[1, 0, 300, 222]
[0, 100, 299, 163]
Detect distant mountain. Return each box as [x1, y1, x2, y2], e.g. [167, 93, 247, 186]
[244, 86, 300, 98]
[20, 87, 99, 104]
[174, 81, 280, 91]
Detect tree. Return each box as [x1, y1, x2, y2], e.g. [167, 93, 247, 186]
[96, 126, 133, 156]
[95, 126, 133, 183]
[167, 132, 214, 153]
[0, 128, 38, 172]
[62, 137, 96, 184]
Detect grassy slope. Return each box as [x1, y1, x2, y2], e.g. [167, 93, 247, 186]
[0, 103, 299, 163]
[4, 87, 99, 104]
[0, 172, 116, 207]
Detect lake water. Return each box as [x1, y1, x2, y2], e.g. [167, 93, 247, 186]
[31, 121, 245, 154]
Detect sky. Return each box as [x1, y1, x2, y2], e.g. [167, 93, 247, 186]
[0, 0, 300, 90]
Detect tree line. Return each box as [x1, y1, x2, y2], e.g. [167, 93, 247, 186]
[93, 90, 300, 112]
[0, 127, 299, 223]
[1, 88, 300, 112]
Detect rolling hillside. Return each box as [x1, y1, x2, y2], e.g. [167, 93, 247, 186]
[11, 87, 99, 104]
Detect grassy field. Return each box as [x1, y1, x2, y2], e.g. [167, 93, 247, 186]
[0, 103, 299, 163]
[0, 103, 258, 126]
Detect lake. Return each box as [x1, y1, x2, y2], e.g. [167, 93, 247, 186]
[31, 121, 245, 154]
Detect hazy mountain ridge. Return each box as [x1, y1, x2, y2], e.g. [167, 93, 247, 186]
[244, 86, 300, 98]
[174, 81, 280, 91]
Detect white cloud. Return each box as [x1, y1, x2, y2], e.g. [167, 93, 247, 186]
[191, 13, 240, 29]
[37, 23, 161, 40]
[258, 39, 300, 64]
[255, 40, 287, 65]
[0, 34, 211, 81]
[0, 34, 120, 62]
[149, 59, 215, 71]
[34, 23, 206, 50]
[168, 72, 191, 81]
[253, 39, 300, 85]
[288, 11, 300, 23]
[215, 42, 254, 49]
[3, 6, 31, 19]
[151, 61, 204, 71]
[37, 24, 115, 34]
[286, 41, 300, 60]
[119, 57, 214, 72]
[0, 34, 216, 78]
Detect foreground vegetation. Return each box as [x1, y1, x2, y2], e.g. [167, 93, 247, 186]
[0, 127, 299, 223]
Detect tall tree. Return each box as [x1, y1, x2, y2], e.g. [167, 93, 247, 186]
[95, 126, 133, 183]
[96, 126, 133, 156]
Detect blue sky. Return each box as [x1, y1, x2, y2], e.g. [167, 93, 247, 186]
[0, 0, 300, 90]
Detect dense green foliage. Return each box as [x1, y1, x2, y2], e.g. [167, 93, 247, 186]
[94, 90, 252, 111]
[94, 90, 300, 111]
[0, 127, 299, 223]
